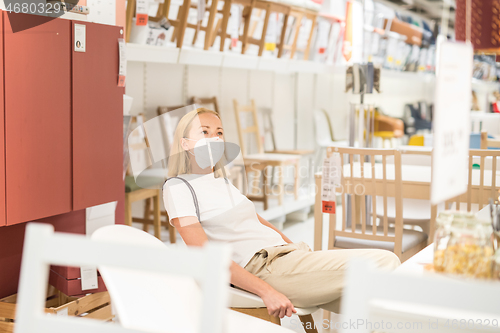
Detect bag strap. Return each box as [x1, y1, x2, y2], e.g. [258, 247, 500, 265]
[163, 177, 201, 222]
[163, 176, 230, 223]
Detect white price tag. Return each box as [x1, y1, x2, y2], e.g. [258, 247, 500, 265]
[80, 266, 98, 291]
[431, 41, 472, 204]
[321, 153, 341, 214]
[74, 24, 86, 52]
[56, 307, 69, 316]
[197, 0, 205, 22]
[136, 0, 149, 25]
[118, 38, 126, 87]
[228, 4, 241, 47]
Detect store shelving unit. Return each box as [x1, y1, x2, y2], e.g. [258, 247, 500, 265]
[126, 43, 342, 74]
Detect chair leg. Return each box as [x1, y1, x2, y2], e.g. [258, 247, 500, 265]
[290, 13, 303, 59]
[125, 194, 133, 227]
[125, 0, 136, 43]
[240, 1, 255, 54]
[277, 12, 289, 58]
[258, 4, 271, 56]
[294, 161, 300, 200]
[170, 5, 183, 42]
[143, 198, 152, 232]
[168, 222, 177, 243]
[204, 0, 219, 50]
[262, 165, 269, 211]
[153, 191, 162, 241]
[303, 14, 316, 60]
[230, 308, 280, 325]
[218, 0, 231, 51]
[299, 314, 318, 333]
[278, 166, 284, 205]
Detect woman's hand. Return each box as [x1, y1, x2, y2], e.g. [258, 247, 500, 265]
[260, 288, 297, 318]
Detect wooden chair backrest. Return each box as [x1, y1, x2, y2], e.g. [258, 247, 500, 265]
[157, 105, 189, 116]
[233, 99, 263, 156]
[189, 96, 221, 115]
[446, 149, 500, 212]
[15, 223, 231, 333]
[260, 107, 277, 151]
[127, 114, 154, 177]
[328, 147, 403, 257]
[480, 130, 500, 149]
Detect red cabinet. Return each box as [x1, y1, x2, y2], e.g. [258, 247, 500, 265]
[0, 13, 5, 227]
[1, 12, 124, 226]
[4, 13, 72, 225]
[72, 22, 124, 210]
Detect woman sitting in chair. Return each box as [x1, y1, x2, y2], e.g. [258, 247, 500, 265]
[163, 108, 400, 319]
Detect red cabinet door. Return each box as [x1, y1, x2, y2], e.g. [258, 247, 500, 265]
[0, 11, 5, 227]
[72, 22, 124, 210]
[4, 13, 72, 225]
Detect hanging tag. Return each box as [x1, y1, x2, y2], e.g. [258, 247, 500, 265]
[264, 13, 278, 51]
[197, 0, 205, 22]
[118, 38, 126, 87]
[321, 154, 340, 214]
[136, 0, 149, 26]
[80, 266, 98, 291]
[316, 20, 329, 56]
[228, 4, 241, 48]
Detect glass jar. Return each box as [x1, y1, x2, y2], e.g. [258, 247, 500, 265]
[442, 213, 494, 279]
[433, 211, 454, 272]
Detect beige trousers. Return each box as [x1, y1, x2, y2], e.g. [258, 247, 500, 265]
[244, 241, 401, 313]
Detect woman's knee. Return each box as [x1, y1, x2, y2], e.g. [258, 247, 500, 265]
[375, 250, 401, 270]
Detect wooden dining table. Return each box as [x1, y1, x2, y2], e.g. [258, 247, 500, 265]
[313, 162, 500, 251]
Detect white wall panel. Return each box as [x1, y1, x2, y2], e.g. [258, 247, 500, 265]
[127, 63, 435, 153]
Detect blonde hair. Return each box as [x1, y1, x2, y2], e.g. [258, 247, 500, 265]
[167, 108, 226, 178]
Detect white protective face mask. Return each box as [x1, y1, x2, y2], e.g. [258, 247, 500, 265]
[185, 137, 225, 169]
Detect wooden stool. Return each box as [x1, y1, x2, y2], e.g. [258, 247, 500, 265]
[124, 177, 162, 240]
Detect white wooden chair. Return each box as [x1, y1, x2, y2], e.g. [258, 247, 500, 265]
[15, 223, 293, 333]
[92, 225, 318, 332]
[446, 149, 500, 212]
[328, 147, 428, 262]
[340, 259, 500, 333]
[313, 109, 348, 170]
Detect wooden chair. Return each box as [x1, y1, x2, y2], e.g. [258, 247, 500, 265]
[327, 147, 428, 262]
[480, 130, 500, 149]
[279, 6, 319, 60]
[189, 96, 221, 114]
[234, 100, 301, 209]
[213, 0, 291, 56]
[125, 0, 193, 47]
[445, 149, 500, 212]
[17, 223, 279, 333]
[163, 0, 222, 50]
[126, 115, 176, 243]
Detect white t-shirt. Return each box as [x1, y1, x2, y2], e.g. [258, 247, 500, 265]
[162, 173, 287, 267]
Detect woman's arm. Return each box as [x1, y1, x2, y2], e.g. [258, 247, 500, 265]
[256, 214, 293, 244]
[171, 216, 296, 318]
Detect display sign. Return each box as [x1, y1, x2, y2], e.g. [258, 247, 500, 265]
[321, 153, 341, 214]
[80, 266, 98, 291]
[431, 41, 473, 204]
[118, 38, 127, 87]
[136, 0, 149, 26]
[74, 24, 86, 52]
